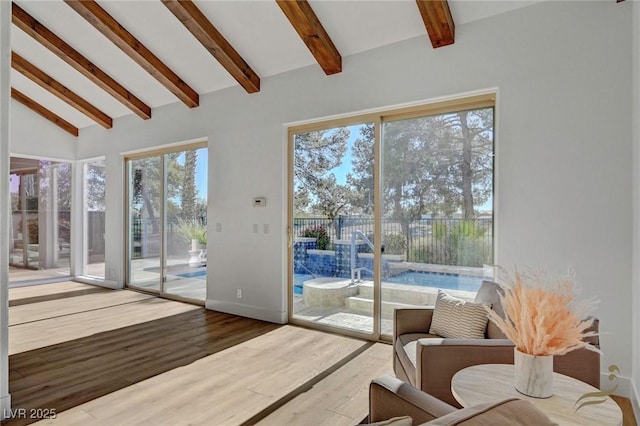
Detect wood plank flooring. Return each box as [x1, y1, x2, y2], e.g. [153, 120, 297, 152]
[9, 291, 154, 325]
[255, 343, 392, 425]
[4, 281, 636, 426]
[9, 296, 199, 355]
[37, 327, 369, 426]
[8, 282, 106, 306]
[612, 396, 638, 426]
[5, 282, 391, 426]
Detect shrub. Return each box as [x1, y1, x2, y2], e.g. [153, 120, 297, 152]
[176, 218, 207, 246]
[302, 225, 331, 250]
[381, 233, 407, 255]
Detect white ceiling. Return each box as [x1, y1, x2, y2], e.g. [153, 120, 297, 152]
[10, 0, 542, 131]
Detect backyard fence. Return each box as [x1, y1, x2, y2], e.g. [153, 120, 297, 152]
[294, 216, 493, 267]
[131, 214, 207, 259]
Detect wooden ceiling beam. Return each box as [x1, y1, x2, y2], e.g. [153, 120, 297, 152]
[276, 0, 341, 75]
[12, 52, 112, 129]
[64, 0, 199, 108]
[162, 0, 260, 94]
[416, 0, 455, 48]
[12, 3, 151, 119]
[11, 88, 79, 137]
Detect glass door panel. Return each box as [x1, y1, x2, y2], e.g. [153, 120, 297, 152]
[128, 156, 162, 292]
[9, 158, 73, 282]
[380, 108, 494, 337]
[10, 173, 26, 268]
[290, 123, 375, 335]
[9, 172, 40, 270]
[84, 159, 106, 278]
[164, 148, 207, 301]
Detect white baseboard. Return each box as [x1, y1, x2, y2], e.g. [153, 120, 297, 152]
[1, 394, 11, 420]
[205, 299, 287, 324]
[73, 276, 121, 289]
[602, 372, 632, 397]
[632, 380, 639, 424]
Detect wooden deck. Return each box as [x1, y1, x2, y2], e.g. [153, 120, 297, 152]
[5, 282, 392, 425]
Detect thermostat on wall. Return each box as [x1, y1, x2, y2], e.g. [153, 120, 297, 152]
[253, 197, 267, 207]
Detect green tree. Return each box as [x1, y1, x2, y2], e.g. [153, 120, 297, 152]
[350, 109, 493, 258]
[294, 127, 359, 232]
[182, 150, 197, 219]
[352, 109, 493, 220]
[132, 153, 184, 233]
[86, 160, 106, 211]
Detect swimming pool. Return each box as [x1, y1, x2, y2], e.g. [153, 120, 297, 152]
[385, 271, 483, 292]
[174, 269, 207, 279]
[294, 274, 314, 295]
[293, 271, 483, 294]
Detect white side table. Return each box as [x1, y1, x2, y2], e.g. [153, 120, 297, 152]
[451, 364, 622, 426]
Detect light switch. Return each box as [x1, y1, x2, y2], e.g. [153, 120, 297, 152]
[263, 224, 269, 234]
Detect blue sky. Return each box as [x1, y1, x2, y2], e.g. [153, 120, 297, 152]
[332, 124, 361, 185]
[195, 148, 208, 199]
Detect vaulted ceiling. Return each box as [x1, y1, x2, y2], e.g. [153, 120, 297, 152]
[9, 0, 542, 136]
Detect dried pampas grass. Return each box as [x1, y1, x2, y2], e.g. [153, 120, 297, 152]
[486, 267, 600, 356]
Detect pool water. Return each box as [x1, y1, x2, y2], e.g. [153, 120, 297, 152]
[294, 274, 314, 295]
[385, 271, 483, 292]
[293, 271, 483, 294]
[174, 269, 207, 279]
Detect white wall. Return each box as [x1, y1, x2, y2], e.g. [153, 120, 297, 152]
[632, 0, 640, 418]
[0, 0, 11, 417]
[10, 100, 77, 161]
[77, 1, 634, 387]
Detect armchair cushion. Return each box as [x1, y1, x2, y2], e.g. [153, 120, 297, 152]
[395, 333, 440, 386]
[369, 416, 413, 426]
[429, 291, 489, 339]
[425, 398, 558, 426]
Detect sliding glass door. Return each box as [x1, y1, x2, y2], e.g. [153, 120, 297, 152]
[288, 95, 495, 339]
[83, 159, 106, 279]
[128, 156, 162, 292]
[126, 144, 207, 302]
[289, 122, 376, 335]
[380, 108, 494, 336]
[9, 157, 72, 282]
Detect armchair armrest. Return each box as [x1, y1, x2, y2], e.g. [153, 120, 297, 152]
[369, 375, 456, 424]
[394, 307, 434, 338]
[416, 338, 515, 407]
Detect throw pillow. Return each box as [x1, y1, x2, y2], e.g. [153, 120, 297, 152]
[429, 290, 489, 339]
[368, 416, 413, 426]
[474, 280, 508, 339]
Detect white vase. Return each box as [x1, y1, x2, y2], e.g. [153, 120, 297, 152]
[513, 348, 554, 398]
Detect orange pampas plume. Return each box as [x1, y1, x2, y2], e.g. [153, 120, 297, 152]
[486, 267, 599, 356]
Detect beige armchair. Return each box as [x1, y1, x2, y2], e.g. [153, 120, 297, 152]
[393, 281, 600, 407]
[369, 375, 557, 425]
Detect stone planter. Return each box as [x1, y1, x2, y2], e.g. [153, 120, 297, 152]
[514, 348, 553, 398]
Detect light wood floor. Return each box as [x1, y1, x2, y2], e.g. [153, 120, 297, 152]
[5, 281, 392, 426]
[4, 281, 636, 426]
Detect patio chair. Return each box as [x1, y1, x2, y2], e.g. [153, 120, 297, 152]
[393, 280, 600, 407]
